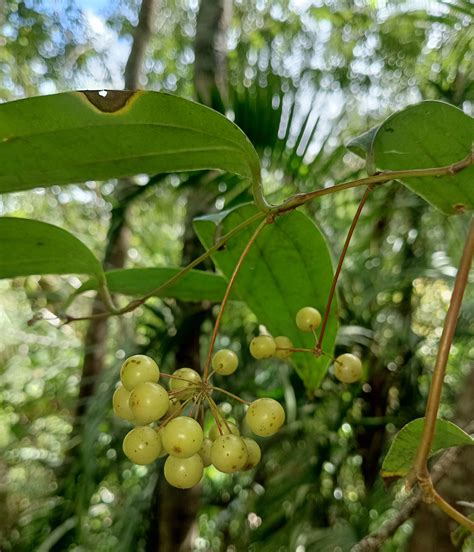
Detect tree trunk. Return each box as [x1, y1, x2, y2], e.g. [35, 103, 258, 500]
[150, 1, 232, 550]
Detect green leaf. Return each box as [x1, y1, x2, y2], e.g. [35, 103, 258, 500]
[381, 418, 474, 478]
[0, 217, 103, 280]
[348, 101, 474, 215]
[78, 268, 228, 302]
[0, 90, 261, 194]
[194, 204, 338, 391]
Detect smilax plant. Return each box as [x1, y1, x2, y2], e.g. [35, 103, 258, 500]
[0, 90, 473, 534]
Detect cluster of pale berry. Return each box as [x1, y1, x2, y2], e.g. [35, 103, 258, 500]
[112, 352, 285, 489]
[248, 306, 363, 384]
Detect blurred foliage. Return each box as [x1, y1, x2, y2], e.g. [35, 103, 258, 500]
[0, 0, 473, 551]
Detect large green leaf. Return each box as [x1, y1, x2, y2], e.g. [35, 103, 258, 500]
[78, 268, 228, 302]
[0, 217, 103, 280]
[0, 90, 261, 194]
[194, 204, 338, 391]
[381, 418, 474, 478]
[348, 101, 474, 215]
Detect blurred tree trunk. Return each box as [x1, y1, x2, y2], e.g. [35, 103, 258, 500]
[76, 0, 159, 422]
[408, 365, 474, 551]
[148, 1, 232, 551]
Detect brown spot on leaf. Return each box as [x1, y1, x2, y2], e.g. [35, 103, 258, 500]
[453, 203, 466, 214]
[81, 90, 137, 113]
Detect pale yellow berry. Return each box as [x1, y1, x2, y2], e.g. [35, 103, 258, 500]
[112, 384, 135, 422]
[334, 353, 362, 383]
[245, 398, 285, 437]
[122, 426, 162, 464]
[242, 438, 261, 470]
[273, 336, 293, 359]
[295, 307, 322, 332]
[161, 416, 203, 458]
[120, 354, 160, 391]
[212, 349, 239, 375]
[209, 421, 240, 441]
[211, 435, 248, 473]
[198, 438, 213, 467]
[169, 368, 202, 399]
[129, 382, 169, 425]
[164, 454, 203, 489]
[249, 335, 276, 359]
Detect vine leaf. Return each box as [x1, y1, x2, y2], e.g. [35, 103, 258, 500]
[0, 90, 261, 194]
[348, 100, 474, 215]
[381, 418, 474, 479]
[0, 217, 103, 280]
[194, 204, 338, 391]
[77, 268, 228, 303]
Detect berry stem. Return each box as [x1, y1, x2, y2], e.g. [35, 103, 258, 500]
[203, 217, 270, 382]
[158, 396, 194, 428]
[206, 394, 233, 435]
[60, 211, 266, 324]
[210, 385, 251, 405]
[205, 393, 224, 433]
[316, 185, 373, 351]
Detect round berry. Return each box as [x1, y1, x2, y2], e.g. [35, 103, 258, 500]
[122, 426, 162, 464]
[169, 368, 202, 399]
[273, 336, 293, 359]
[120, 354, 160, 391]
[211, 435, 248, 473]
[295, 307, 322, 332]
[112, 384, 135, 422]
[166, 397, 182, 416]
[164, 454, 203, 489]
[209, 421, 240, 441]
[242, 438, 261, 470]
[198, 438, 213, 467]
[161, 416, 203, 458]
[334, 353, 362, 383]
[246, 398, 285, 437]
[249, 335, 276, 359]
[212, 349, 239, 375]
[129, 382, 169, 425]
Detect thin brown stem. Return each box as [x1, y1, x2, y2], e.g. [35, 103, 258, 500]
[317, 186, 373, 350]
[412, 217, 474, 482]
[206, 394, 232, 435]
[273, 150, 473, 214]
[203, 216, 270, 381]
[210, 385, 251, 405]
[61, 211, 265, 324]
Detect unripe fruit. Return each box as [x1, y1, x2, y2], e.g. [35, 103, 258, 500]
[167, 397, 182, 416]
[169, 368, 202, 399]
[161, 416, 203, 458]
[198, 438, 213, 467]
[211, 435, 248, 473]
[112, 384, 135, 422]
[212, 349, 239, 375]
[122, 426, 162, 464]
[242, 438, 261, 470]
[246, 398, 285, 437]
[273, 336, 293, 359]
[295, 307, 322, 332]
[120, 354, 160, 391]
[164, 454, 203, 489]
[334, 353, 362, 383]
[249, 335, 276, 359]
[209, 421, 240, 441]
[129, 382, 169, 424]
